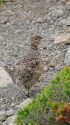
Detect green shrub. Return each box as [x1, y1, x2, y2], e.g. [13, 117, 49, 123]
[15, 66, 70, 125]
[0, 0, 5, 2]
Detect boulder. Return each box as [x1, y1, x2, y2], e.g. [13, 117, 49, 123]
[6, 109, 15, 117]
[0, 111, 7, 122]
[0, 66, 13, 88]
[3, 98, 32, 125]
[59, 17, 70, 26]
[54, 34, 70, 44]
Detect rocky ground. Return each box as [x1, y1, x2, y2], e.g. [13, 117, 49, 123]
[0, 0, 70, 124]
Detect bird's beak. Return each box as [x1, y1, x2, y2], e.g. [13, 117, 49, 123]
[39, 36, 43, 40]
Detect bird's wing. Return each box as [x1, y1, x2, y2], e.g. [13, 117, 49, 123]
[15, 52, 40, 84]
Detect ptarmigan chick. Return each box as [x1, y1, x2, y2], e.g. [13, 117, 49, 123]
[15, 35, 43, 97]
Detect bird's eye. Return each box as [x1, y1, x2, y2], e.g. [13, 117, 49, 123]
[35, 37, 38, 40]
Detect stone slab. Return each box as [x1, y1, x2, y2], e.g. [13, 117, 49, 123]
[54, 34, 70, 44]
[0, 66, 13, 88]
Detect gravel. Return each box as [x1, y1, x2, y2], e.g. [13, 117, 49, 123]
[0, 0, 70, 111]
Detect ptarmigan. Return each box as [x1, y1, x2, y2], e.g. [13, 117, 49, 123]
[15, 35, 43, 97]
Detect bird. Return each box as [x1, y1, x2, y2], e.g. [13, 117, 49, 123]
[15, 35, 43, 97]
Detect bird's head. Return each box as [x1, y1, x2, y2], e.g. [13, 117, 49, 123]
[30, 35, 42, 50]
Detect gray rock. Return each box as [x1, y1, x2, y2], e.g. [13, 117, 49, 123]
[14, 29, 22, 34]
[66, 1, 70, 10]
[15, 98, 32, 109]
[2, 98, 32, 125]
[0, 66, 13, 88]
[2, 121, 6, 125]
[0, 37, 5, 42]
[3, 115, 16, 125]
[50, 9, 63, 20]
[65, 17, 70, 26]
[6, 109, 15, 117]
[59, 17, 70, 26]
[32, 17, 43, 24]
[10, 103, 16, 109]
[49, 61, 57, 67]
[0, 111, 7, 121]
[0, 121, 2, 125]
[44, 66, 48, 72]
[54, 34, 70, 44]
[64, 47, 70, 66]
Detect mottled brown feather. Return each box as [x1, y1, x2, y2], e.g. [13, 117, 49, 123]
[15, 35, 43, 96]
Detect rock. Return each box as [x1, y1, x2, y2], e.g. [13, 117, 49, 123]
[66, 1, 70, 10]
[10, 103, 16, 108]
[44, 66, 48, 71]
[14, 29, 22, 34]
[2, 98, 32, 125]
[43, 45, 51, 49]
[9, 123, 16, 125]
[0, 37, 5, 42]
[8, 115, 16, 125]
[50, 9, 63, 20]
[54, 34, 70, 44]
[61, 0, 66, 5]
[6, 109, 15, 117]
[52, 0, 60, 2]
[16, 4, 23, 9]
[55, 64, 64, 71]
[65, 17, 70, 26]
[3, 115, 16, 125]
[0, 111, 7, 122]
[49, 61, 57, 67]
[32, 17, 43, 23]
[64, 47, 70, 66]
[59, 17, 70, 26]
[0, 121, 2, 125]
[0, 66, 13, 88]
[15, 98, 32, 109]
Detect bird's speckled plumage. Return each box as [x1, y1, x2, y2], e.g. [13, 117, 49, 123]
[15, 35, 43, 97]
